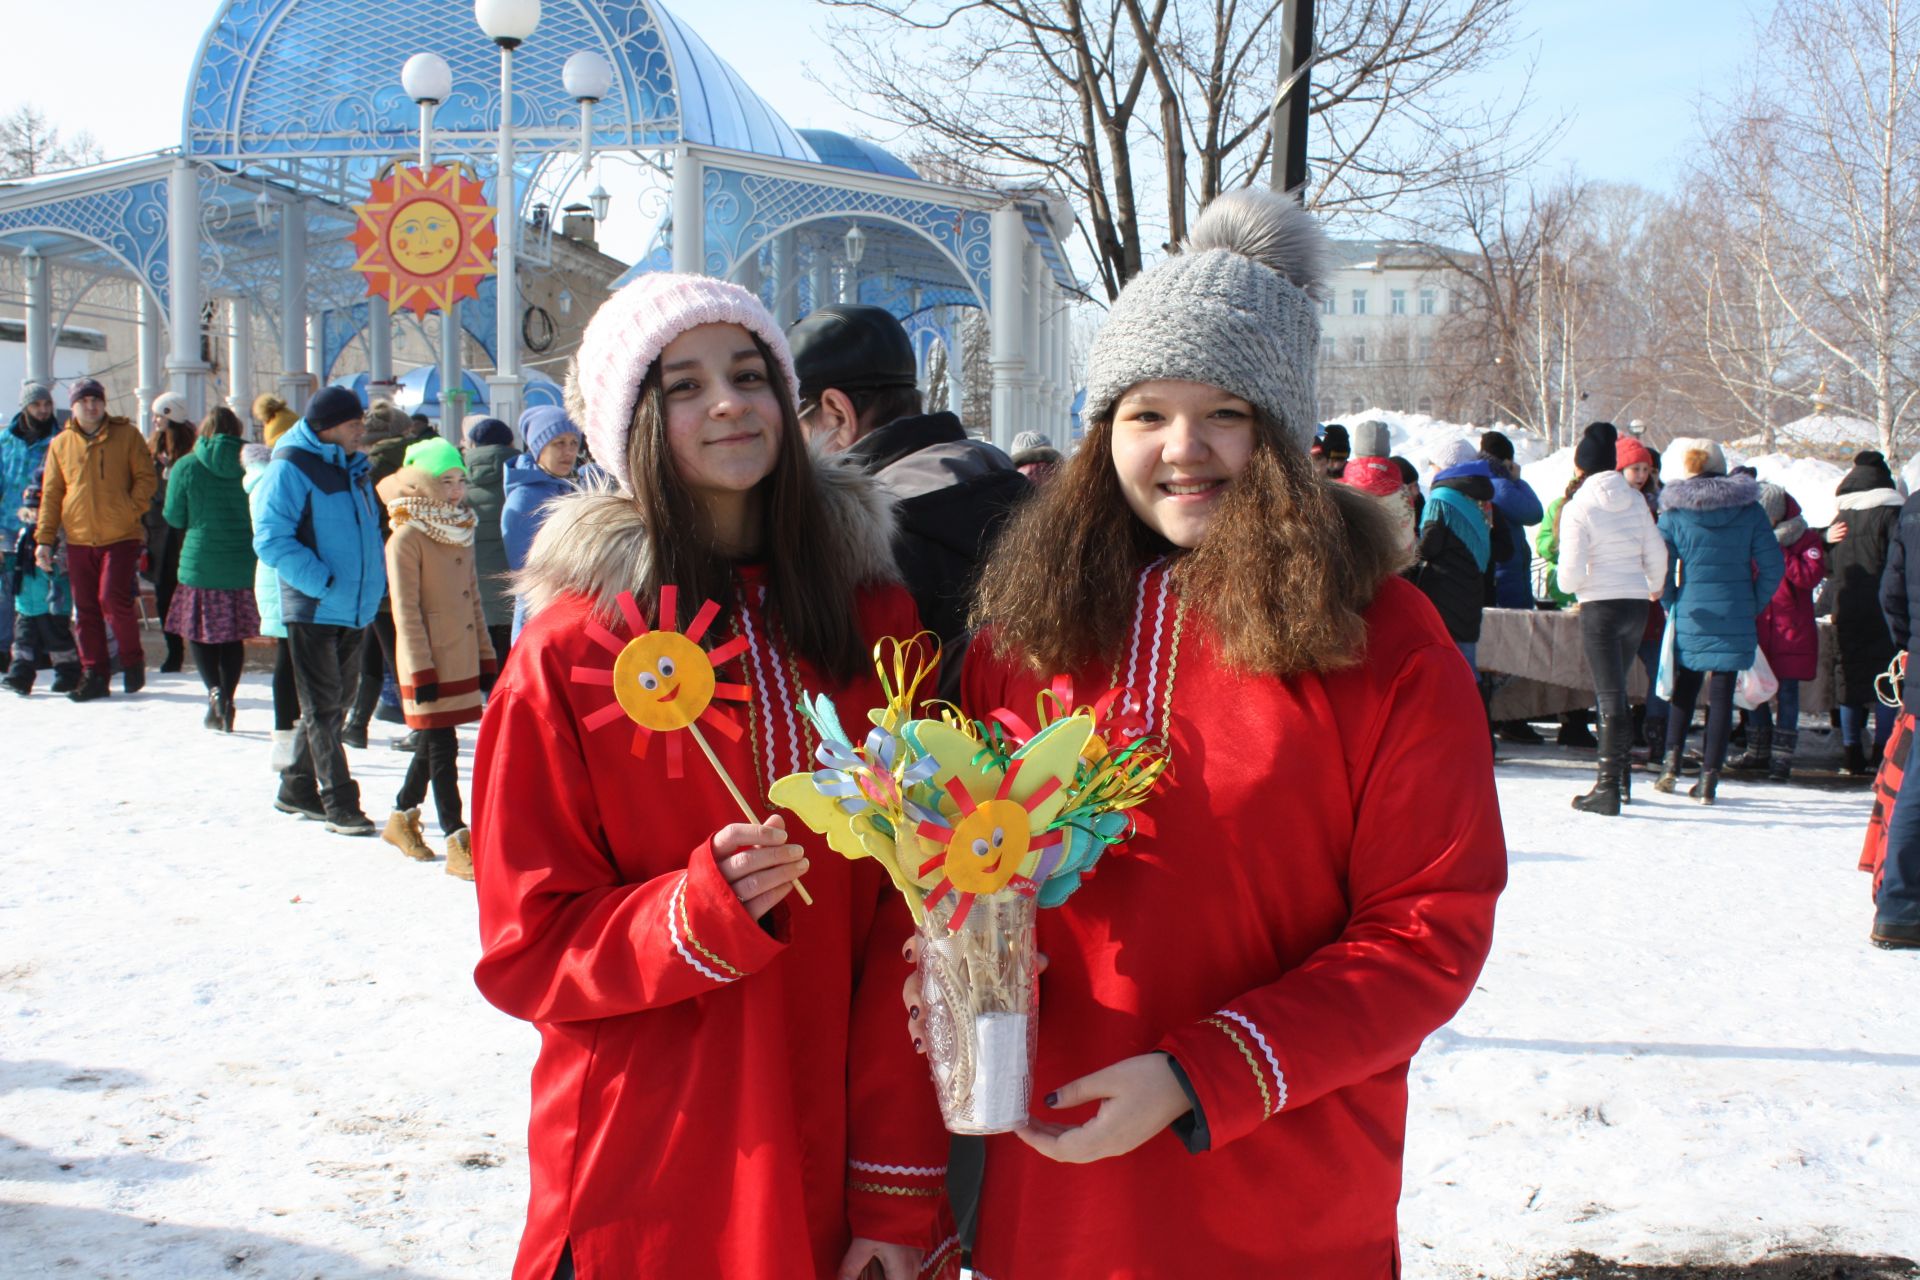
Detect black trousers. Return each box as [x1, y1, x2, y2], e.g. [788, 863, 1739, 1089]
[349, 611, 398, 729]
[190, 640, 246, 698]
[396, 726, 464, 834]
[273, 637, 301, 732]
[1666, 664, 1737, 772]
[1579, 598, 1649, 723]
[284, 622, 364, 802]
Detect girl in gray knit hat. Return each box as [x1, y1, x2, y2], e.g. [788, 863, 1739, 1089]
[932, 187, 1507, 1277]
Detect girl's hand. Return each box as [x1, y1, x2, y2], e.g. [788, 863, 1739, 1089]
[837, 1238, 922, 1280]
[712, 815, 807, 919]
[1016, 1053, 1192, 1164]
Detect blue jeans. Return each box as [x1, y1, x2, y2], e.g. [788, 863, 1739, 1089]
[1878, 729, 1920, 926]
[1840, 702, 1895, 749]
[1750, 678, 1801, 735]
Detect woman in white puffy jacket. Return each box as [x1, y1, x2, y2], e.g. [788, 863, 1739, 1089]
[1556, 424, 1669, 816]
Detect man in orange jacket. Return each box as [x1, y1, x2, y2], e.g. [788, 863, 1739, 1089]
[34, 379, 156, 701]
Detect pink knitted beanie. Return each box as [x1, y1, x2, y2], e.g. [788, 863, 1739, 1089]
[569, 273, 797, 492]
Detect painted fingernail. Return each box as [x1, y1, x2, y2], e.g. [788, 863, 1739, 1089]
[913, 1037, 924, 1053]
[908, 1005, 920, 1020]
[1044, 1092, 1058, 1107]
[902, 941, 914, 961]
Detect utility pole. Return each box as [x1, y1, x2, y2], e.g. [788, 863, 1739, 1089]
[1267, 0, 1317, 195]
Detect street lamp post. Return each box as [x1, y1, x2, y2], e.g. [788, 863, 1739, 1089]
[476, 0, 542, 432]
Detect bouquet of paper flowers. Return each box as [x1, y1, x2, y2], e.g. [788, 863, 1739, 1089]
[769, 636, 1168, 1133]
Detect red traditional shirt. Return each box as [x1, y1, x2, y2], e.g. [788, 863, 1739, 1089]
[962, 567, 1507, 1279]
[472, 571, 958, 1280]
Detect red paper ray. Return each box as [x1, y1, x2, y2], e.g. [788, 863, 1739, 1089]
[705, 635, 750, 669]
[630, 723, 654, 758]
[658, 584, 679, 632]
[582, 700, 629, 731]
[945, 776, 977, 817]
[684, 599, 721, 645]
[616, 591, 648, 637]
[699, 705, 744, 742]
[947, 894, 976, 931]
[571, 666, 616, 686]
[996, 756, 1026, 802]
[585, 621, 627, 657]
[711, 681, 751, 701]
[1023, 775, 1062, 811]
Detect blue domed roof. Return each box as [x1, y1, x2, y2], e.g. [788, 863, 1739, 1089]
[797, 130, 920, 181]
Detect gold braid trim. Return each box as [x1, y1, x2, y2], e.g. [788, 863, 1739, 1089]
[1161, 594, 1187, 733]
[847, 1180, 943, 1197]
[1203, 1015, 1274, 1120]
[678, 881, 743, 980]
[922, 1237, 962, 1277]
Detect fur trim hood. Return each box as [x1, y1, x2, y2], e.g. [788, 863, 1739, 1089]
[1835, 486, 1905, 512]
[514, 450, 899, 623]
[1659, 472, 1761, 513]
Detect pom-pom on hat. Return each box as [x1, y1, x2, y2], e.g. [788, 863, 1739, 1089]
[1574, 421, 1619, 475]
[520, 405, 580, 460]
[1615, 435, 1654, 473]
[1082, 186, 1330, 447]
[305, 386, 364, 433]
[566, 272, 796, 493]
[404, 436, 468, 477]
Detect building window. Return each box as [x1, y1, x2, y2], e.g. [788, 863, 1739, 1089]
[1449, 291, 1464, 314]
[1420, 288, 1437, 315]
[1418, 336, 1435, 360]
[1387, 335, 1408, 362]
[1349, 336, 1367, 363]
[1390, 289, 1407, 315]
[1351, 289, 1367, 315]
[1320, 294, 1336, 315]
[1417, 397, 1433, 415]
[1350, 396, 1365, 415]
[1320, 336, 1336, 363]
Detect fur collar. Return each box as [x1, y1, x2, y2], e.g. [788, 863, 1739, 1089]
[1835, 487, 1904, 512]
[1774, 514, 1810, 547]
[1659, 472, 1761, 512]
[515, 451, 900, 623]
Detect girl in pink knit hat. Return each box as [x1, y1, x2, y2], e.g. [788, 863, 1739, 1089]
[468, 274, 955, 1280]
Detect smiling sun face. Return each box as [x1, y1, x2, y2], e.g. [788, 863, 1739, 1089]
[387, 199, 461, 276]
[914, 760, 1066, 931]
[946, 799, 1031, 895]
[571, 586, 751, 777]
[350, 163, 498, 317]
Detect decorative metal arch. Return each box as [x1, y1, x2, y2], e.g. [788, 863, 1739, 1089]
[0, 180, 173, 314]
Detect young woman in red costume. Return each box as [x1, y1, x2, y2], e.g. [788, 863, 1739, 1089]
[470, 274, 955, 1280]
[918, 188, 1508, 1277]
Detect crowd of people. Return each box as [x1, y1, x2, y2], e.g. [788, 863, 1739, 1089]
[4, 182, 1914, 1280]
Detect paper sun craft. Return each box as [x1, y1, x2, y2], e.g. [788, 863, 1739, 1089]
[768, 640, 1167, 928]
[573, 585, 811, 905]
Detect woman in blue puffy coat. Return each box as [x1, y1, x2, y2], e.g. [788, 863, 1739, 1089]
[1653, 438, 1784, 803]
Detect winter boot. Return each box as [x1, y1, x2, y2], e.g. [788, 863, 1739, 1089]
[68, 671, 110, 702]
[121, 664, 145, 694]
[1769, 729, 1798, 783]
[221, 690, 236, 733]
[1844, 741, 1870, 776]
[1728, 723, 1772, 772]
[1497, 719, 1544, 744]
[341, 720, 369, 750]
[1689, 770, 1720, 804]
[1633, 715, 1666, 767]
[382, 808, 436, 861]
[4, 664, 31, 697]
[50, 664, 81, 694]
[1556, 712, 1597, 749]
[323, 782, 376, 837]
[274, 777, 327, 821]
[1871, 918, 1920, 949]
[203, 691, 224, 731]
[1654, 747, 1684, 794]
[1571, 715, 1628, 816]
[160, 634, 184, 674]
[391, 729, 420, 753]
[445, 828, 475, 881]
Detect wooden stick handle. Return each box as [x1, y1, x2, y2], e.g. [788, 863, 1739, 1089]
[687, 721, 813, 907]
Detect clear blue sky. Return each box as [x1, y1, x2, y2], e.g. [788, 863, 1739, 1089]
[6, 0, 1764, 194]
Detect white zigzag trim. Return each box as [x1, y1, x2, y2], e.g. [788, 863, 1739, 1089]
[919, 1234, 960, 1277]
[740, 591, 776, 773]
[1219, 1008, 1285, 1112]
[848, 1159, 946, 1177]
[667, 876, 732, 984]
[1121, 558, 1162, 694]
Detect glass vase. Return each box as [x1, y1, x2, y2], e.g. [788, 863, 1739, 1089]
[915, 891, 1040, 1135]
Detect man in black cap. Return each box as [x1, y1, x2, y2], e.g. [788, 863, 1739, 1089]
[788, 304, 1029, 674]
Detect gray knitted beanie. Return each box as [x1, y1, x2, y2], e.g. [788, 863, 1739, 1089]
[1082, 187, 1330, 447]
[1352, 420, 1392, 458]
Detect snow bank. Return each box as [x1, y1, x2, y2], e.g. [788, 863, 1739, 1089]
[1734, 413, 1880, 456]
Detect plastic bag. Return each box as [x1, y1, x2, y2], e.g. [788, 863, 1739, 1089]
[1655, 619, 1676, 701]
[1733, 647, 1779, 712]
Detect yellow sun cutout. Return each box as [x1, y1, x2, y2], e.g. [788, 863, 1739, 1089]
[349, 164, 498, 316]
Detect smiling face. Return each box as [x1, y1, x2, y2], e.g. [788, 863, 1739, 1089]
[657, 323, 782, 505]
[387, 198, 461, 276]
[1109, 380, 1259, 549]
[944, 798, 1033, 895]
[612, 630, 716, 731]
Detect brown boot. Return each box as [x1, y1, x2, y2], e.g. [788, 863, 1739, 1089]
[382, 808, 436, 861]
[445, 828, 475, 881]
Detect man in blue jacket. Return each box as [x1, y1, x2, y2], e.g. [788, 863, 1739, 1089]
[253, 387, 386, 835]
[1874, 490, 1920, 949]
[1481, 429, 1548, 743]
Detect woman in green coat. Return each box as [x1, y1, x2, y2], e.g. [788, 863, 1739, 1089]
[163, 406, 259, 732]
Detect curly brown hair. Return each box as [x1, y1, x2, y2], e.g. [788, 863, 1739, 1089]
[971, 410, 1407, 678]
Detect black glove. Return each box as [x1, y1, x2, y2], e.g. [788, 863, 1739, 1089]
[413, 682, 439, 705]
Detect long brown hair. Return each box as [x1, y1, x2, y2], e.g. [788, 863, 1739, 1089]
[624, 334, 864, 682]
[1553, 470, 1590, 541]
[199, 405, 243, 440]
[972, 409, 1404, 678]
[149, 418, 194, 468]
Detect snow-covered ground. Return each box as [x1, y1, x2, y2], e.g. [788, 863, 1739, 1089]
[4, 675, 1916, 1278]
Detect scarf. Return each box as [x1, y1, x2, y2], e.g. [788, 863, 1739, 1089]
[1423, 484, 1491, 572]
[388, 496, 477, 546]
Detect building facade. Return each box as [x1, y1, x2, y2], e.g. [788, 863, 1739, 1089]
[1314, 239, 1469, 422]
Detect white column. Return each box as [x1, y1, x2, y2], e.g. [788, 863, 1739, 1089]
[945, 307, 966, 427]
[1056, 286, 1075, 431]
[671, 145, 705, 275]
[771, 230, 798, 326]
[166, 158, 211, 417]
[306, 312, 325, 386]
[733, 246, 763, 302]
[1021, 242, 1045, 438]
[488, 42, 524, 431]
[439, 302, 465, 442]
[137, 288, 163, 427]
[808, 251, 833, 319]
[367, 295, 394, 403]
[23, 250, 53, 391]
[838, 263, 858, 305]
[227, 297, 253, 428]
[988, 206, 1027, 453]
[278, 202, 310, 408]
[1035, 278, 1056, 437]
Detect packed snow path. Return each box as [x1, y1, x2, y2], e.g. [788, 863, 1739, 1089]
[4, 674, 1915, 1278]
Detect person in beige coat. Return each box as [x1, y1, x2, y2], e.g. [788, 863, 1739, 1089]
[376, 438, 496, 878]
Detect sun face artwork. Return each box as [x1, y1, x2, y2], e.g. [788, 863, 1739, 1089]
[349, 164, 498, 316]
[570, 586, 751, 778]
